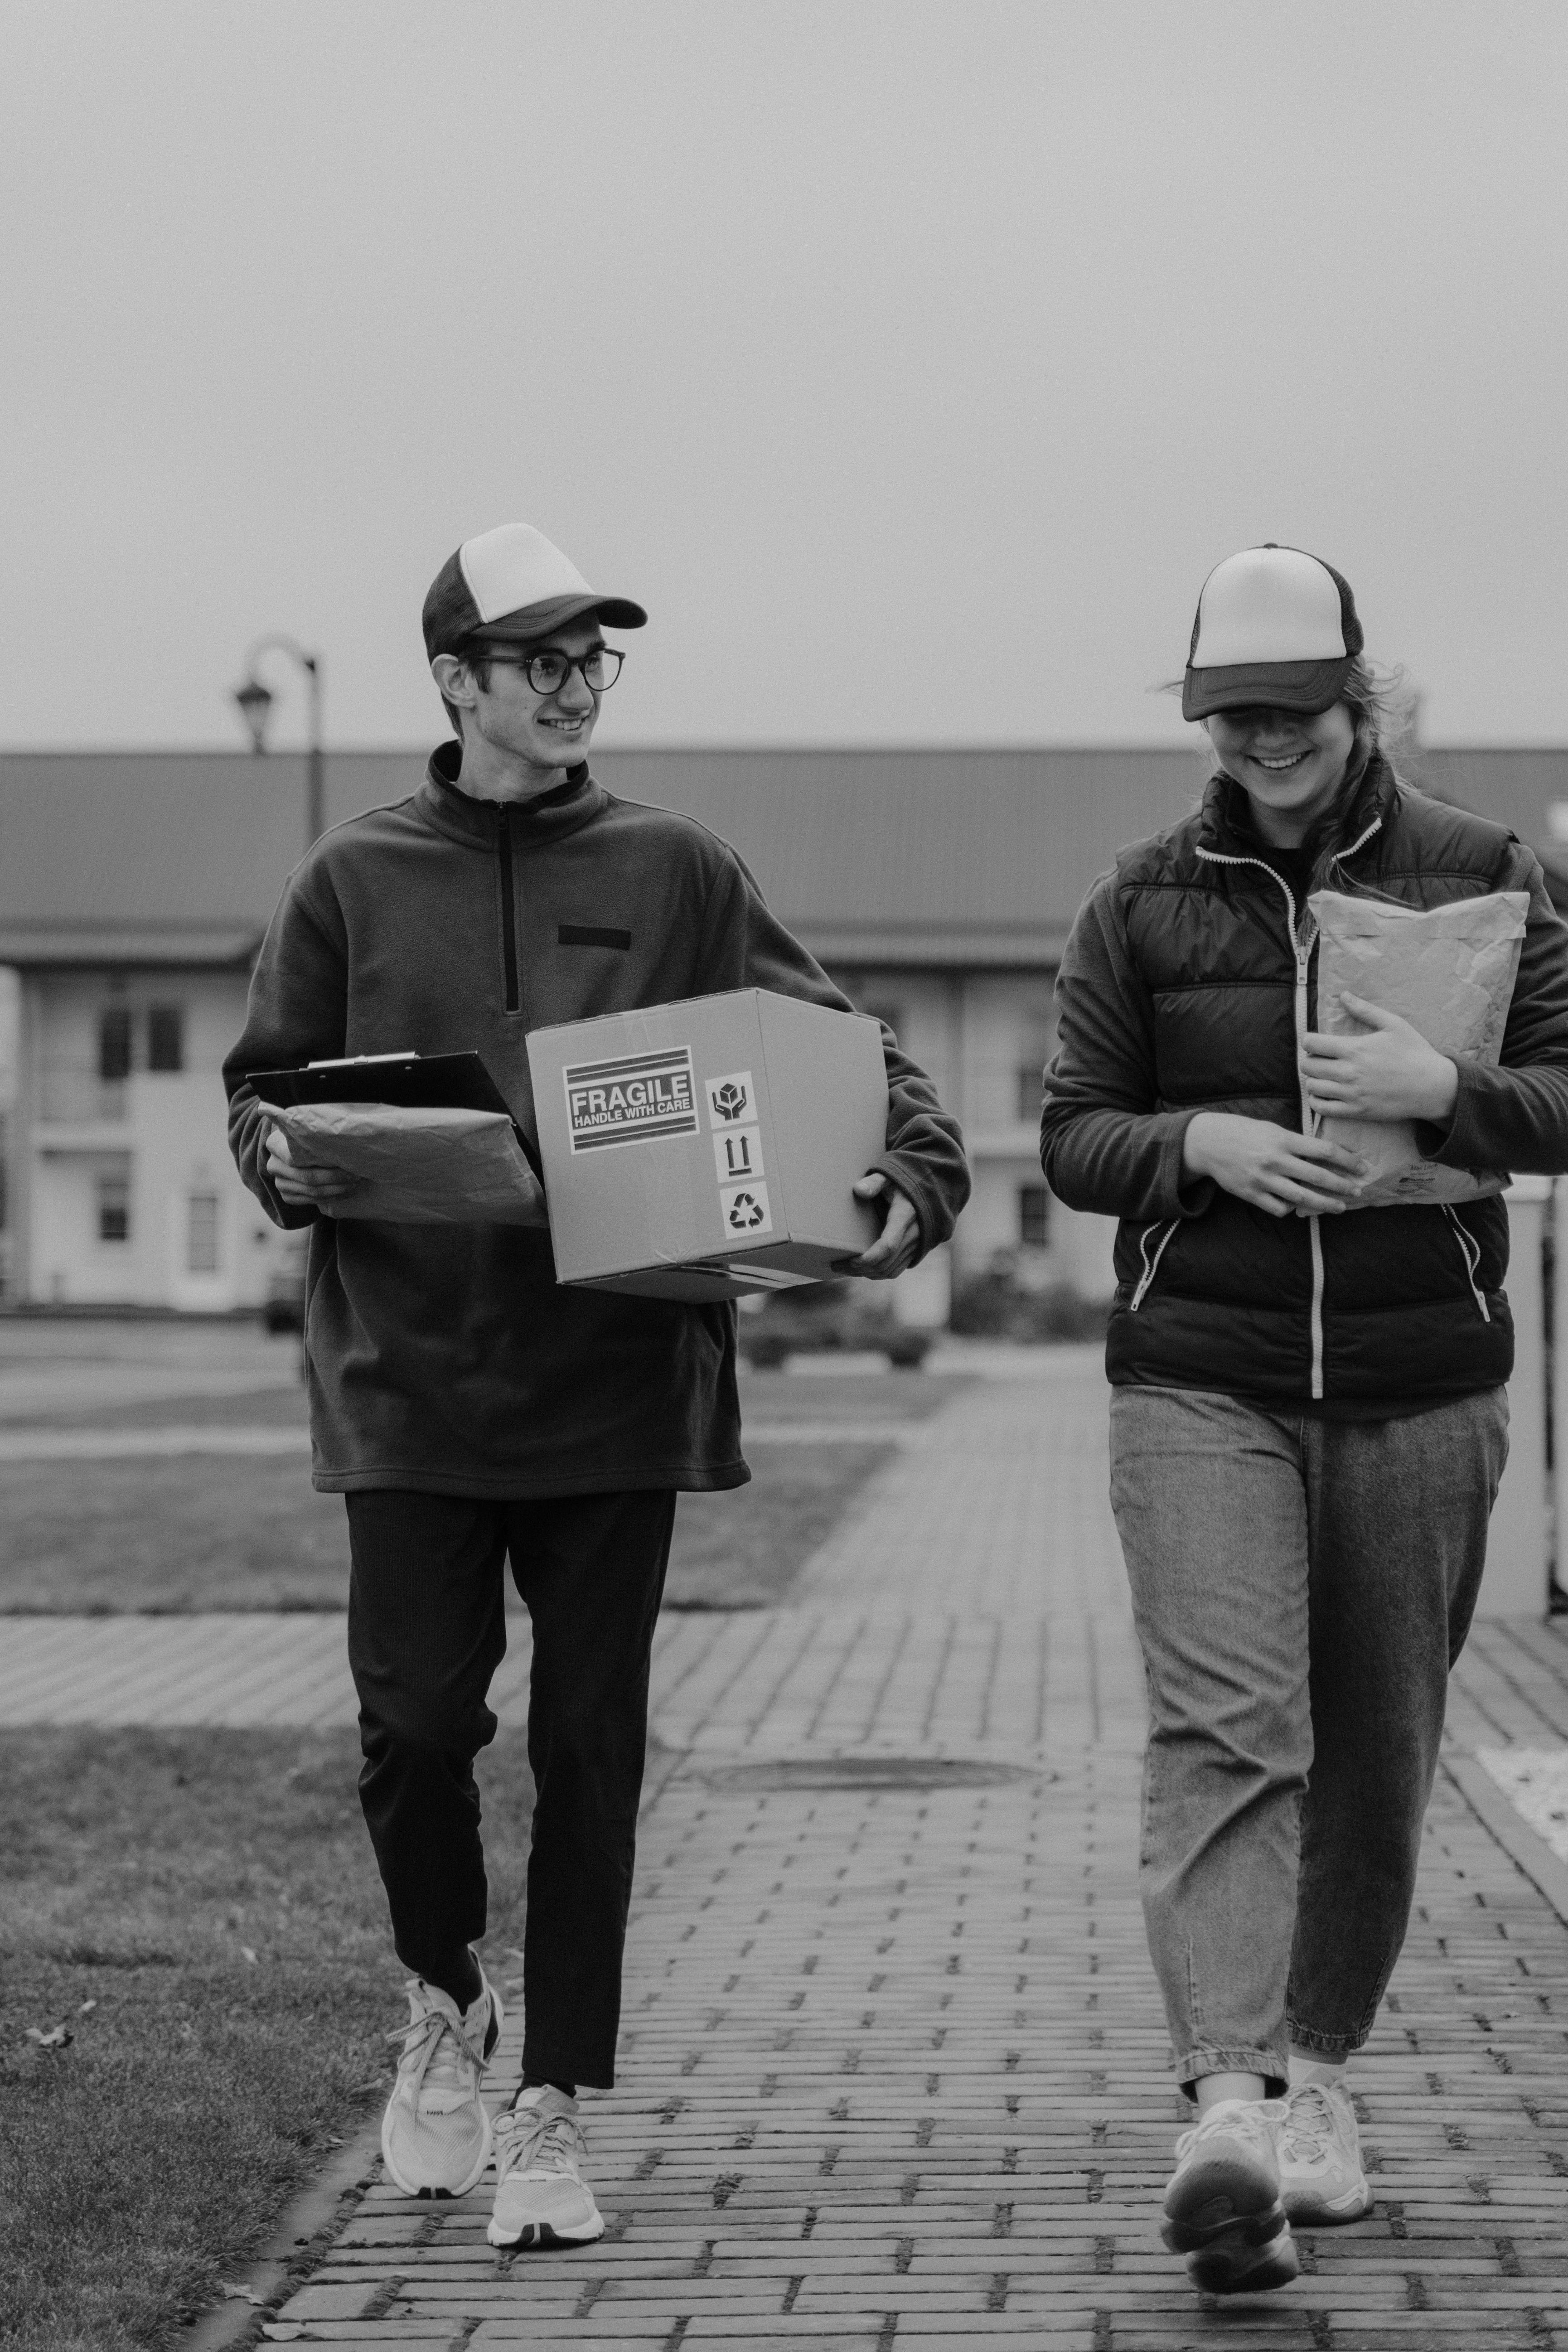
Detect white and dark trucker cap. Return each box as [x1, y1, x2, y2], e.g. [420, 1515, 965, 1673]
[423, 523, 647, 662]
[1182, 543, 1363, 721]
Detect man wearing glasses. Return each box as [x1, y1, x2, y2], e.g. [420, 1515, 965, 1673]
[224, 524, 968, 2254]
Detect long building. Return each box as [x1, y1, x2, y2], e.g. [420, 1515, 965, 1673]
[1, 744, 1564, 1314]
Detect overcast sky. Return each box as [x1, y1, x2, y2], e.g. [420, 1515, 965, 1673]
[3, 1, 1564, 751]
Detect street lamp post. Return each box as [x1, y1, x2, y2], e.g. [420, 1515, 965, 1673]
[231, 635, 325, 851]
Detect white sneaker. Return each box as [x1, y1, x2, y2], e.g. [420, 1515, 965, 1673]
[1278, 2077, 1371, 2224]
[1161, 2097, 1298, 2294]
[487, 2085, 605, 2250]
[381, 1970, 502, 2199]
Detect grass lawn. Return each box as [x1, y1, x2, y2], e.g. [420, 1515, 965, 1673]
[0, 1723, 535, 2352]
[0, 1363, 964, 2343]
[0, 1370, 967, 1615]
[0, 1457, 353, 1613]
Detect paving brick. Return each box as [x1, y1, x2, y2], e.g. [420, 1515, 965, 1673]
[275, 2280, 383, 2318]
[19, 1350, 1568, 2347]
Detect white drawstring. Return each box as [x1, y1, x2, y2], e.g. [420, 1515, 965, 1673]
[1129, 1220, 1179, 1312]
[1442, 1206, 1491, 1322]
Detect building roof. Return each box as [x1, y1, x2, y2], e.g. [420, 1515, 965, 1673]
[1, 745, 1565, 970]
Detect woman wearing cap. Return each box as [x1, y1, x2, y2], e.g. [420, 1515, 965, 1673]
[1040, 545, 1568, 2296]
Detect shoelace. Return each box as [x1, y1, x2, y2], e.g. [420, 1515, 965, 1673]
[1175, 2102, 1277, 2163]
[495, 2106, 581, 2180]
[387, 2001, 483, 2094]
[1281, 2085, 1334, 2166]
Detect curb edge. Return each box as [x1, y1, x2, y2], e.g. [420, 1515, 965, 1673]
[1442, 1750, 1568, 1927]
[174, 2105, 386, 2352]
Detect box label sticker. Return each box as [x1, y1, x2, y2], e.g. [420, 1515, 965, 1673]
[706, 1071, 755, 1128]
[564, 1045, 699, 1153]
[719, 1181, 773, 1236]
[713, 1125, 764, 1183]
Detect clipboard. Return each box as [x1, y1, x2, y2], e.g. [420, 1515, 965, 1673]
[247, 1051, 541, 1177]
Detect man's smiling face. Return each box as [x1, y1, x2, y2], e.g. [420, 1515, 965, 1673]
[467, 619, 605, 776]
[1205, 701, 1355, 835]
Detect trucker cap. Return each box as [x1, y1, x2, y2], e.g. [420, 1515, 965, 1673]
[422, 523, 648, 661]
[1182, 544, 1363, 721]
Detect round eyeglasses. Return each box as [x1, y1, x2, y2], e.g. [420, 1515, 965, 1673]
[475, 645, 624, 696]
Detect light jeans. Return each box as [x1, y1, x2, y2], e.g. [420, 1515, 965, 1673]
[1108, 1383, 1509, 2097]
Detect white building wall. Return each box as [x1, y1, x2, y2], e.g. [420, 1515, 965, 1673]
[836, 963, 1117, 1300]
[20, 968, 287, 1311]
[13, 956, 1120, 1315]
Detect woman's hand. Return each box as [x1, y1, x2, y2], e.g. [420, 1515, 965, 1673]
[1300, 993, 1459, 1126]
[264, 1124, 366, 1210]
[1183, 1112, 1367, 1218]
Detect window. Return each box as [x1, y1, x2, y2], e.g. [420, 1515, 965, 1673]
[98, 1005, 132, 1083]
[1018, 1184, 1050, 1249]
[148, 1006, 184, 1072]
[97, 1171, 131, 1243]
[187, 1191, 220, 1274]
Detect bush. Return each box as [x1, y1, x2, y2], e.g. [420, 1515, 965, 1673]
[949, 1266, 1110, 1344]
[737, 1278, 933, 1369]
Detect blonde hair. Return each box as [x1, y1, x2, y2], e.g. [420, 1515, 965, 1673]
[1337, 658, 1420, 784]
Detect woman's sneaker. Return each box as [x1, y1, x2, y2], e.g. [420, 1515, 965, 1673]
[1278, 2078, 1371, 2224]
[487, 2086, 605, 2250]
[1161, 2097, 1298, 2294]
[381, 1970, 502, 2199]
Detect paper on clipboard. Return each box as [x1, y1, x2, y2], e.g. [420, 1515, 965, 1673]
[269, 1102, 547, 1226]
[1308, 888, 1529, 1207]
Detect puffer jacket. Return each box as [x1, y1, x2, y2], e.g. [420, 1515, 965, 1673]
[1040, 755, 1568, 1409]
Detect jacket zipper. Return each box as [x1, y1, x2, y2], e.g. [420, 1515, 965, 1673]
[1194, 817, 1382, 1401]
[1442, 1205, 1491, 1322]
[497, 805, 520, 1014]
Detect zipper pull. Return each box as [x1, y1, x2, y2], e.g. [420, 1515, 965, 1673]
[495, 799, 521, 1014]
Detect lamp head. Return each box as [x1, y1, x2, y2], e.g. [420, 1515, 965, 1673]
[232, 674, 274, 753]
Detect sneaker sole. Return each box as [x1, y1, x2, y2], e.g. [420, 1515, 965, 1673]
[1162, 2144, 1284, 2253]
[1184, 2215, 1300, 2295]
[1162, 2145, 1296, 2293]
[1282, 2178, 1372, 2226]
[486, 2210, 605, 2251]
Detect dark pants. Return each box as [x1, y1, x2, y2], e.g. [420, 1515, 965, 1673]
[345, 1486, 676, 2090]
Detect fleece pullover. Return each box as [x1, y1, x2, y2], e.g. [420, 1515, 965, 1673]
[225, 745, 970, 1497]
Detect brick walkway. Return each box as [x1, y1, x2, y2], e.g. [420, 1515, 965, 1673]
[11, 1354, 1568, 2345]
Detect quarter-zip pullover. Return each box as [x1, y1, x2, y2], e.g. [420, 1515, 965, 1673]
[225, 743, 970, 1496]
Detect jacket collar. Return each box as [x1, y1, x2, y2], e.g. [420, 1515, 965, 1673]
[414, 738, 610, 849]
[1197, 748, 1397, 866]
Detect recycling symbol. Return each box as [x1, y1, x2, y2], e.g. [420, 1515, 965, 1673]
[727, 1191, 766, 1231]
[713, 1080, 749, 1122]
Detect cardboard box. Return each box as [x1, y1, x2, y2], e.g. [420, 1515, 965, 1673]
[527, 989, 889, 1300]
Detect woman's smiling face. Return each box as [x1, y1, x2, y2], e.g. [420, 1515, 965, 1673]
[1204, 701, 1356, 844]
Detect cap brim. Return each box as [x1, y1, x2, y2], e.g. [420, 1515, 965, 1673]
[469, 591, 647, 645]
[1183, 656, 1353, 721]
